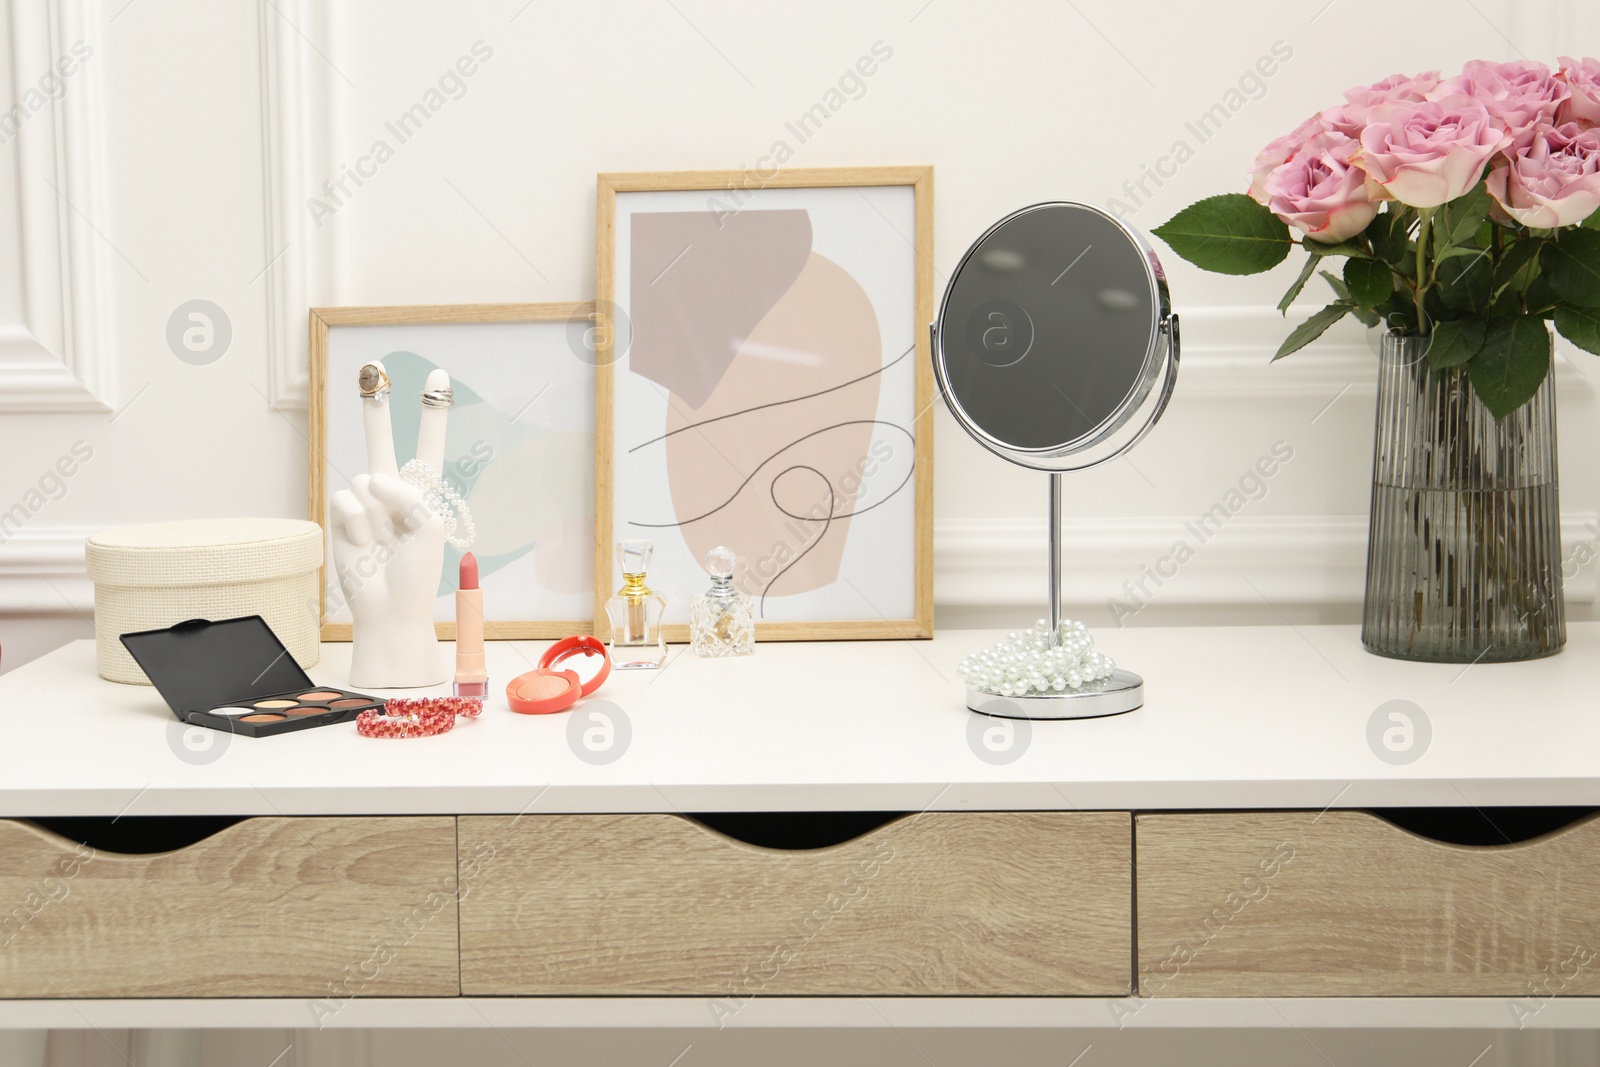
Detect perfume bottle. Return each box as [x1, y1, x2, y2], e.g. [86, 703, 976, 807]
[606, 539, 667, 669]
[689, 546, 754, 658]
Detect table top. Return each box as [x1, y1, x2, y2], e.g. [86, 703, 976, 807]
[0, 625, 1595, 817]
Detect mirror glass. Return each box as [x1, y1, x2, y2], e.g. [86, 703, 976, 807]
[935, 203, 1172, 467]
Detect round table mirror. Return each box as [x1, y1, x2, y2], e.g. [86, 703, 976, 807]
[932, 202, 1180, 718]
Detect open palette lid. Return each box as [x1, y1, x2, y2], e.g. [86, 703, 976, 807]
[120, 616, 315, 718]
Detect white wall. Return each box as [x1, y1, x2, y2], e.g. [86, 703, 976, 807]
[3, 0, 1599, 673]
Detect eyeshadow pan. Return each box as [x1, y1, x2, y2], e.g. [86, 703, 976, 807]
[298, 691, 342, 700]
[209, 707, 256, 716]
[240, 713, 285, 723]
[253, 699, 297, 709]
[288, 705, 333, 716]
[329, 698, 371, 708]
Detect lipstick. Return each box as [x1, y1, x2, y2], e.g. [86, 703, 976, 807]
[453, 552, 488, 698]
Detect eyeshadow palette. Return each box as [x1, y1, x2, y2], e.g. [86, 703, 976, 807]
[188, 686, 385, 736]
[120, 615, 385, 738]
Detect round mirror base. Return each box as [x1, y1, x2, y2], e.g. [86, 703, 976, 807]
[967, 668, 1143, 720]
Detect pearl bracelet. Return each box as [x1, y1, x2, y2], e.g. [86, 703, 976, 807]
[956, 619, 1117, 697]
[399, 459, 476, 550]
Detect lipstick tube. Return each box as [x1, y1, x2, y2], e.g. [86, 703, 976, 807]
[454, 553, 488, 698]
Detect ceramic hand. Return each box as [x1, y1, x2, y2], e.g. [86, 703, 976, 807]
[328, 364, 452, 688]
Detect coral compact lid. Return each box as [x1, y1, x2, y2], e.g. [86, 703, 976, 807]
[506, 669, 581, 715]
[538, 635, 611, 697]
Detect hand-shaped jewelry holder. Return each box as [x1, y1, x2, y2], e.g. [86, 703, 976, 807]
[329, 361, 474, 689]
[933, 202, 1179, 719]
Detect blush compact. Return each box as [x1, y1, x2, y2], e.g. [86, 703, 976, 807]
[119, 615, 384, 737]
[505, 635, 612, 715]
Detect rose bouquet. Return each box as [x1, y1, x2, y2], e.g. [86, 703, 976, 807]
[1152, 58, 1600, 419]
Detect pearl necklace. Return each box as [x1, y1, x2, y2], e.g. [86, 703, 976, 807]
[399, 459, 476, 550]
[957, 619, 1117, 696]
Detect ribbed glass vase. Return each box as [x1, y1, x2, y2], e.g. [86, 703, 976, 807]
[1362, 330, 1564, 663]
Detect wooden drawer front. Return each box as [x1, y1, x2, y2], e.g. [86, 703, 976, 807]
[0, 817, 460, 998]
[1137, 811, 1600, 997]
[459, 812, 1130, 996]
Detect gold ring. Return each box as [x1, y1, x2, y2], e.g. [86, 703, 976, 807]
[358, 362, 391, 400]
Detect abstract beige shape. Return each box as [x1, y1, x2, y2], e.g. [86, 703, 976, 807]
[630, 209, 812, 408]
[466, 432, 591, 595]
[659, 251, 882, 608]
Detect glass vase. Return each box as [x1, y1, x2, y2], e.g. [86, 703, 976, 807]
[1361, 330, 1564, 662]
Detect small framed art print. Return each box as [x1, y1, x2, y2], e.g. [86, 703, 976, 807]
[309, 302, 596, 639]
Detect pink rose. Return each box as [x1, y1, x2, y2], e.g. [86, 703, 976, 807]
[1249, 113, 1331, 204]
[1429, 60, 1569, 137]
[1557, 56, 1600, 127]
[1321, 73, 1441, 141]
[1262, 131, 1379, 243]
[1356, 102, 1511, 208]
[1320, 104, 1370, 140]
[1485, 121, 1600, 227]
[1345, 71, 1440, 109]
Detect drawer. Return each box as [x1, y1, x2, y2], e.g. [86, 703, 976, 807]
[459, 811, 1130, 996]
[1136, 810, 1600, 997]
[0, 817, 459, 998]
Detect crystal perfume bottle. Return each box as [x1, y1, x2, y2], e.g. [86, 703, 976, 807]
[606, 539, 667, 669]
[689, 546, 754, 658]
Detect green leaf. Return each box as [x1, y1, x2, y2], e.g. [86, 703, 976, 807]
[1320, 270, 1379, 326]
[1273, 302, 1354, 361]
[1585, 211, 1600, 231]
[1527, 272, 1559, 316]
[1368, 209, 1412, 266]
[1425, 317, 1487, 369]
[1437, 250, 1492, 313]
[1555, 304, 1600, 354]
[1344, 258, 1392, 309]
[1307, 239, 1370, 259]
[1436, 245, 1492, 264]
[1541, 229, 1600, 306]
[1152, 194, 1293, 276]
[1469, 315, 1552, 419]
[1493, 238, 1542, 300]
[1374, 292, 1418, 334]
[1277, 254, 1320, 315]
[1436, 182, 1492, 252]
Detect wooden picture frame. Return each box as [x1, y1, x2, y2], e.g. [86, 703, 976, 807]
[595, 167, 935, 641]
[309, 302, 596, 640]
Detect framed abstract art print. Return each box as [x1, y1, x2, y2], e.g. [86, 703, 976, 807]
[595, 167, 935, 641]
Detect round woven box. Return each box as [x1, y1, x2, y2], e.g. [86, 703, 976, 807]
[86, 518, 323, 685]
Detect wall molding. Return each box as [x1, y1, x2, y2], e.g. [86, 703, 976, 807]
[0, 0, 114, 412]
[6, 512, 1595, 620]
[935, 514, 1599, 610]
[1175, 307, 1597, 399]
[258, 0, 342, 410]
[0, 525, 94, 614]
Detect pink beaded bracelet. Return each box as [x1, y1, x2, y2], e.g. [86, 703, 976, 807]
[356, 696, 483, 738]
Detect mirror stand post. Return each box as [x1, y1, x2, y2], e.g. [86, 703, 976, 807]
[964, 471, 1145, 719]
[1047, 472, 1063, 647]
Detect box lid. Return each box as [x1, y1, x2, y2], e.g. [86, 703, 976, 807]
[118, 616, 315, 717]
[86, 518, 322, 587]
